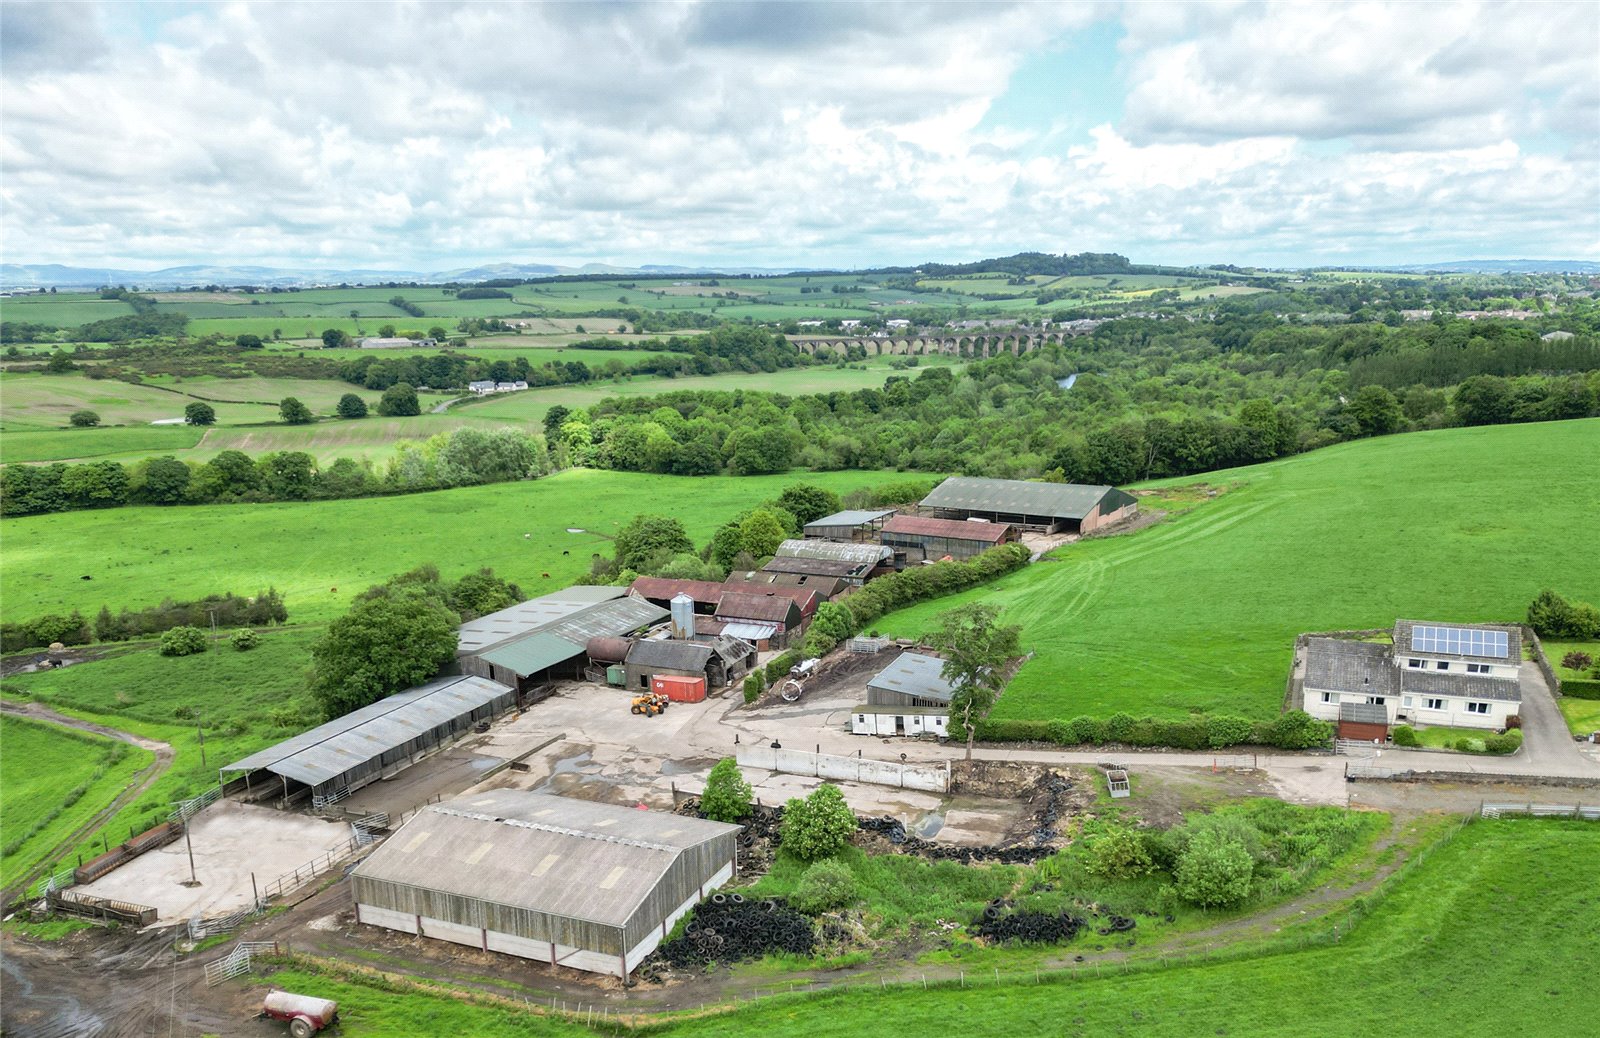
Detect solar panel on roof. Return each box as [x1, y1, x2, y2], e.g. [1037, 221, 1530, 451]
[1413, 625, 1508, 658]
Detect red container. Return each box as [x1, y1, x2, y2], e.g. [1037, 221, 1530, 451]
[652, 674, 706, 703]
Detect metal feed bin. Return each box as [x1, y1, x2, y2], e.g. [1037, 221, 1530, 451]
[606, 664, 625, 687]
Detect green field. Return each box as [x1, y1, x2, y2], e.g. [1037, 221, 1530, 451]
[0, 714, 153, 887]
[875, 419, 1600, 721]
[252, 818, 1597, 1037]
[0, 425, 206, 463]
[1559, 698, 1600, 735]
[0, 373, 286, 430]
[0, 468, 922, 624]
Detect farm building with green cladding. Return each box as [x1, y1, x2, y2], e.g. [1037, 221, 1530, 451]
[918, 476, 1136, 534]
[350, 790, 740, 980]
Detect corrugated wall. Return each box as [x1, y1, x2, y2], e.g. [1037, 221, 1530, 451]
[623, 834, 736, 949]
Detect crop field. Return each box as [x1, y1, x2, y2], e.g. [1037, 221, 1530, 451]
[1, 467, 922, 624]
[251, 819, 1598, 1038]
[875, 419, 1600, 721]
[0, 714, 153, 887]
[3, 630, 324, 850]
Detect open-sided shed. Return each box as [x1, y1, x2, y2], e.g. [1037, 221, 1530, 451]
[918, 477, 1137, 534]
[350, 790, 740, 980]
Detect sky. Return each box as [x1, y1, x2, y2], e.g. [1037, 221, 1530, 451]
[2, 0, 1597, 272]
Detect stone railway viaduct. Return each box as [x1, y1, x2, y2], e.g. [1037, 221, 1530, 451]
[786, 331, 1088, 359]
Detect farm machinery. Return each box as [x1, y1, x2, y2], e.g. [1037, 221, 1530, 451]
[630, 692, 670, 717]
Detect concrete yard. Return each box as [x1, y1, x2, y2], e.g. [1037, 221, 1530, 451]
[72, 800, 352, 922]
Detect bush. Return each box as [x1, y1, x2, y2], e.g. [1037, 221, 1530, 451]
[1483, 729, 1523, 754]
[765, 650, 800, 683]
[742, 671, 766, 704]
[1104, 712, 1137, 743]
[229, 629, 261, 651]
[336, 393, 368, 419]
[1560, 678, 1600, 700]
[1262, 710, 1332, 749]
[158, 626, 208, 656]
[278, 397, 314, 424]
[789, 859, 858, 915]
[184, 401, 216, 426]
[779, 784, 857, 861]
[1454, 737, 1477, 752]
[1528, 589, 1600, 638]
[69, 410, 100, 427]
[1068, 715, 1106, 743]
[1084, 825, 1155, 880]
[1174, 829, 1254, 908]
[1205, 714, 1255, 748]
[1560, 651, 1594, 671]
[1392, 724, 1419, 747]
[800, 630, 837, 659]
[700, 758, 753, 822]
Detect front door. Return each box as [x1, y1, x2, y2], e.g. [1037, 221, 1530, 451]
[895, 715, 905, 735]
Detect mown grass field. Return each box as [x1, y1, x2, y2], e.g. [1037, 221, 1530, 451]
[254, 818, 1597, 1038]
[875, 419, 1600, 721]
[0, 425, 206, 463]
[1, 468, 921, 624]
[0, 714, 153, 887]
[0, 373, 281, 430]
[2, 630, 323, 851]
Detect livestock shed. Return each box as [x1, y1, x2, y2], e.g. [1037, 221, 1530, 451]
[775, 538, 894, 573]
[460, 590, 668, 696]
[350, 790, 740, 980]
[851, 651, 956, 738]
[714, 593, 803, 650]
[880, 514, 1018, 562]
[623, 635, 756, 690]
[802, 508, 897, 542]
[221, 675, 514, 806]
[627, 578, 727, 614]
[918, 476, 1137, 534]
[755, 555, 868, 596]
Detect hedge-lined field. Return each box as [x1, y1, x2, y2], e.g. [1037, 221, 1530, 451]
[875, 419, 1600, 721]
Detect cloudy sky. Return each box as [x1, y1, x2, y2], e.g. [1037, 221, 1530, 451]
[2, 0, 1596, 271]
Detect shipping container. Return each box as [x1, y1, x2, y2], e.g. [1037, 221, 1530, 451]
[652, 674, 706, 703]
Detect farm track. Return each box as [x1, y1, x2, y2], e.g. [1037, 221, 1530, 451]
[1, 699, 175, 905]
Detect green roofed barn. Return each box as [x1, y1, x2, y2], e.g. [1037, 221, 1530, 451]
[918, 476, 1136, 534]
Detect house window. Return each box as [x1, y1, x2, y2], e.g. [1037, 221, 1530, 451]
[1321, 691, 1336, 704]
[1367, 696, 1386, 706]
[1402, 696, 1413, 707]
[1435, 661, 1449, 671]
[1466, 663, 1489, 674]
[1466, 702, 1490, 714]
[1425, 698, 1445, 711]
[857, 715, 866, 724]
[1407, 658, 1423, 669]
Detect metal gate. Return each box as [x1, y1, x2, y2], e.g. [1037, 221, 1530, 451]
[203, 941, 279, 986]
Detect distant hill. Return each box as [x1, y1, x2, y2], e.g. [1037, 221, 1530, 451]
[1338, 260, 1600, 275]
[0, 261, 802, 290]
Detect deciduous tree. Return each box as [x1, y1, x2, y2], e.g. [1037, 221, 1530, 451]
[926, 602, 1022, 760]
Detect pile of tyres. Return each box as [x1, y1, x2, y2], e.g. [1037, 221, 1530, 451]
[652, 893, 815, 968]
[1029, 775, 1072, 844]
[857, 815, 1054, 864]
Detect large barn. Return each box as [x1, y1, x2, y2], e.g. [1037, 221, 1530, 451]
[918, 476, 1137, 534]
[220, 675, 515, 806]
[879, 514, 1018, 562]
[350, 790, 740, 980]
[458, 587, 668, 696]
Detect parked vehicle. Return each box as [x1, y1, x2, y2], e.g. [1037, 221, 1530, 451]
[630, 692, 670, 716]
[261, 990, 338, 1037]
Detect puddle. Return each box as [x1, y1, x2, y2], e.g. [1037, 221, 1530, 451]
[659, 759, 700, 776]
[912, 810, 945, 838]
[533, 752, 603, 792]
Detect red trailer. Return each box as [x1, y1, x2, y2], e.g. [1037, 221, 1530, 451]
[261, 990, 338, 1037]
[652, 674, 707, 703]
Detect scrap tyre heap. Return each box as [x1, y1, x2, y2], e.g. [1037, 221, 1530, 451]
[651, 893, 816, 971]
[970, 898, 1133, 945]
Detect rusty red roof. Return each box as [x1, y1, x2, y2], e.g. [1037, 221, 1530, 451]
[882, 515, 1014, 542]
[715, 592, 802, 625]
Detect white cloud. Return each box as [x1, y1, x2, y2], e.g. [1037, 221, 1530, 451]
[0, 0, 1594, 270]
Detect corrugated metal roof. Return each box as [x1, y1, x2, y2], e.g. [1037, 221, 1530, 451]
[759, 556, 864, 578]
[222, 675, 513, 786]
[882, 515, 1013, 542]
[719, 621, 777, 641]
[867, 652, 958, 704]
[628, 578, 726, 606]
[1303, 638, 1397, 696]
[715, 592, 799, 624]
[351, 791, 739, 927]
[803, 509, 896, 530]
[477, 631, 585, 677]
[458, 586, 625, 654]
[719, 581, 819, 616]
[626, 638, 713, 671]
[919, 477, 1123, 520]
[540, 597, 668, 644]
[775, 539, 892, 565]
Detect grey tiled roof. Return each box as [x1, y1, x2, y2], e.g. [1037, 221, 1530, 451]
[1400, 669, 1522, 702]
[625, 638, 714, 671]
[1303, 638, 1397, 696]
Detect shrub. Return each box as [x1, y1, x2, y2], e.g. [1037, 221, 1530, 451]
[1392, 724, 1419, 747]
[1068, 715, 1106, 743]
[1205, 714, 1255, 748]
[742, 671, 766, 704]
[278, 397, 314, 424]
[229, 629, 261, 651]
[158, 626, 208, 656]
[1262, 710, 1332, 750]
[779, 784, 857, 861]
[1454, 737, 1476, 752]
[1104, 712, 1137, 743]
[1528, 589, 1600, 638]
[69, 410, 100, 427]
[1084, 825, 1155, 880]
[789, 859, 858, 914]
[336, 393, 368, 419]
[1560, 678, 1600, 700]
[1483, 729, 1523, 754]
[184, 401, 216, 426]
[765, 650, 800, 683]
[700, 758, 753, 823]
[1561, 651, 1594, 672]
[1174, 829, 1254, 908]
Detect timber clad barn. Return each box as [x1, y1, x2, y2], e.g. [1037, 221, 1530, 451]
[918, 476, 1137, 534]
[350, 790, 740, 980]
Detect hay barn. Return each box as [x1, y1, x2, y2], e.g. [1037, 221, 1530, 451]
[918, 476, 1136, 534]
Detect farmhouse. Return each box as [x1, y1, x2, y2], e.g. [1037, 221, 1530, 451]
[802, 508, 896, 542]
[360, 336, 435, 349]
[1302, 620, 1523, 731]
[350, 790, 740, 980]
[621, 635, 756, 692]
[851, 651, 956, 738]
[458, 587, 668, 696]
[221, 675, 515, 806]
[880, 514, 1018, 563]
[918, 476, 1137, 534]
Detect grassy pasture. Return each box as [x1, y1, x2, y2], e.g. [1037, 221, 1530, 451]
[875, 419, 1600, 721]
[0, 425, 205, 464]
[0, 294, 136, 326]
[0, 467, 919, 624]
[146, 375, 380, 412]
[0, 714, 153, 887]
[0, 373, 279, 430]
[251, 819, 1598, 1038]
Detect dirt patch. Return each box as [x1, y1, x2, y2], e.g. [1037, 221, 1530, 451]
[757, 647, 901, 706]
[1081, 507, 1166, 540]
